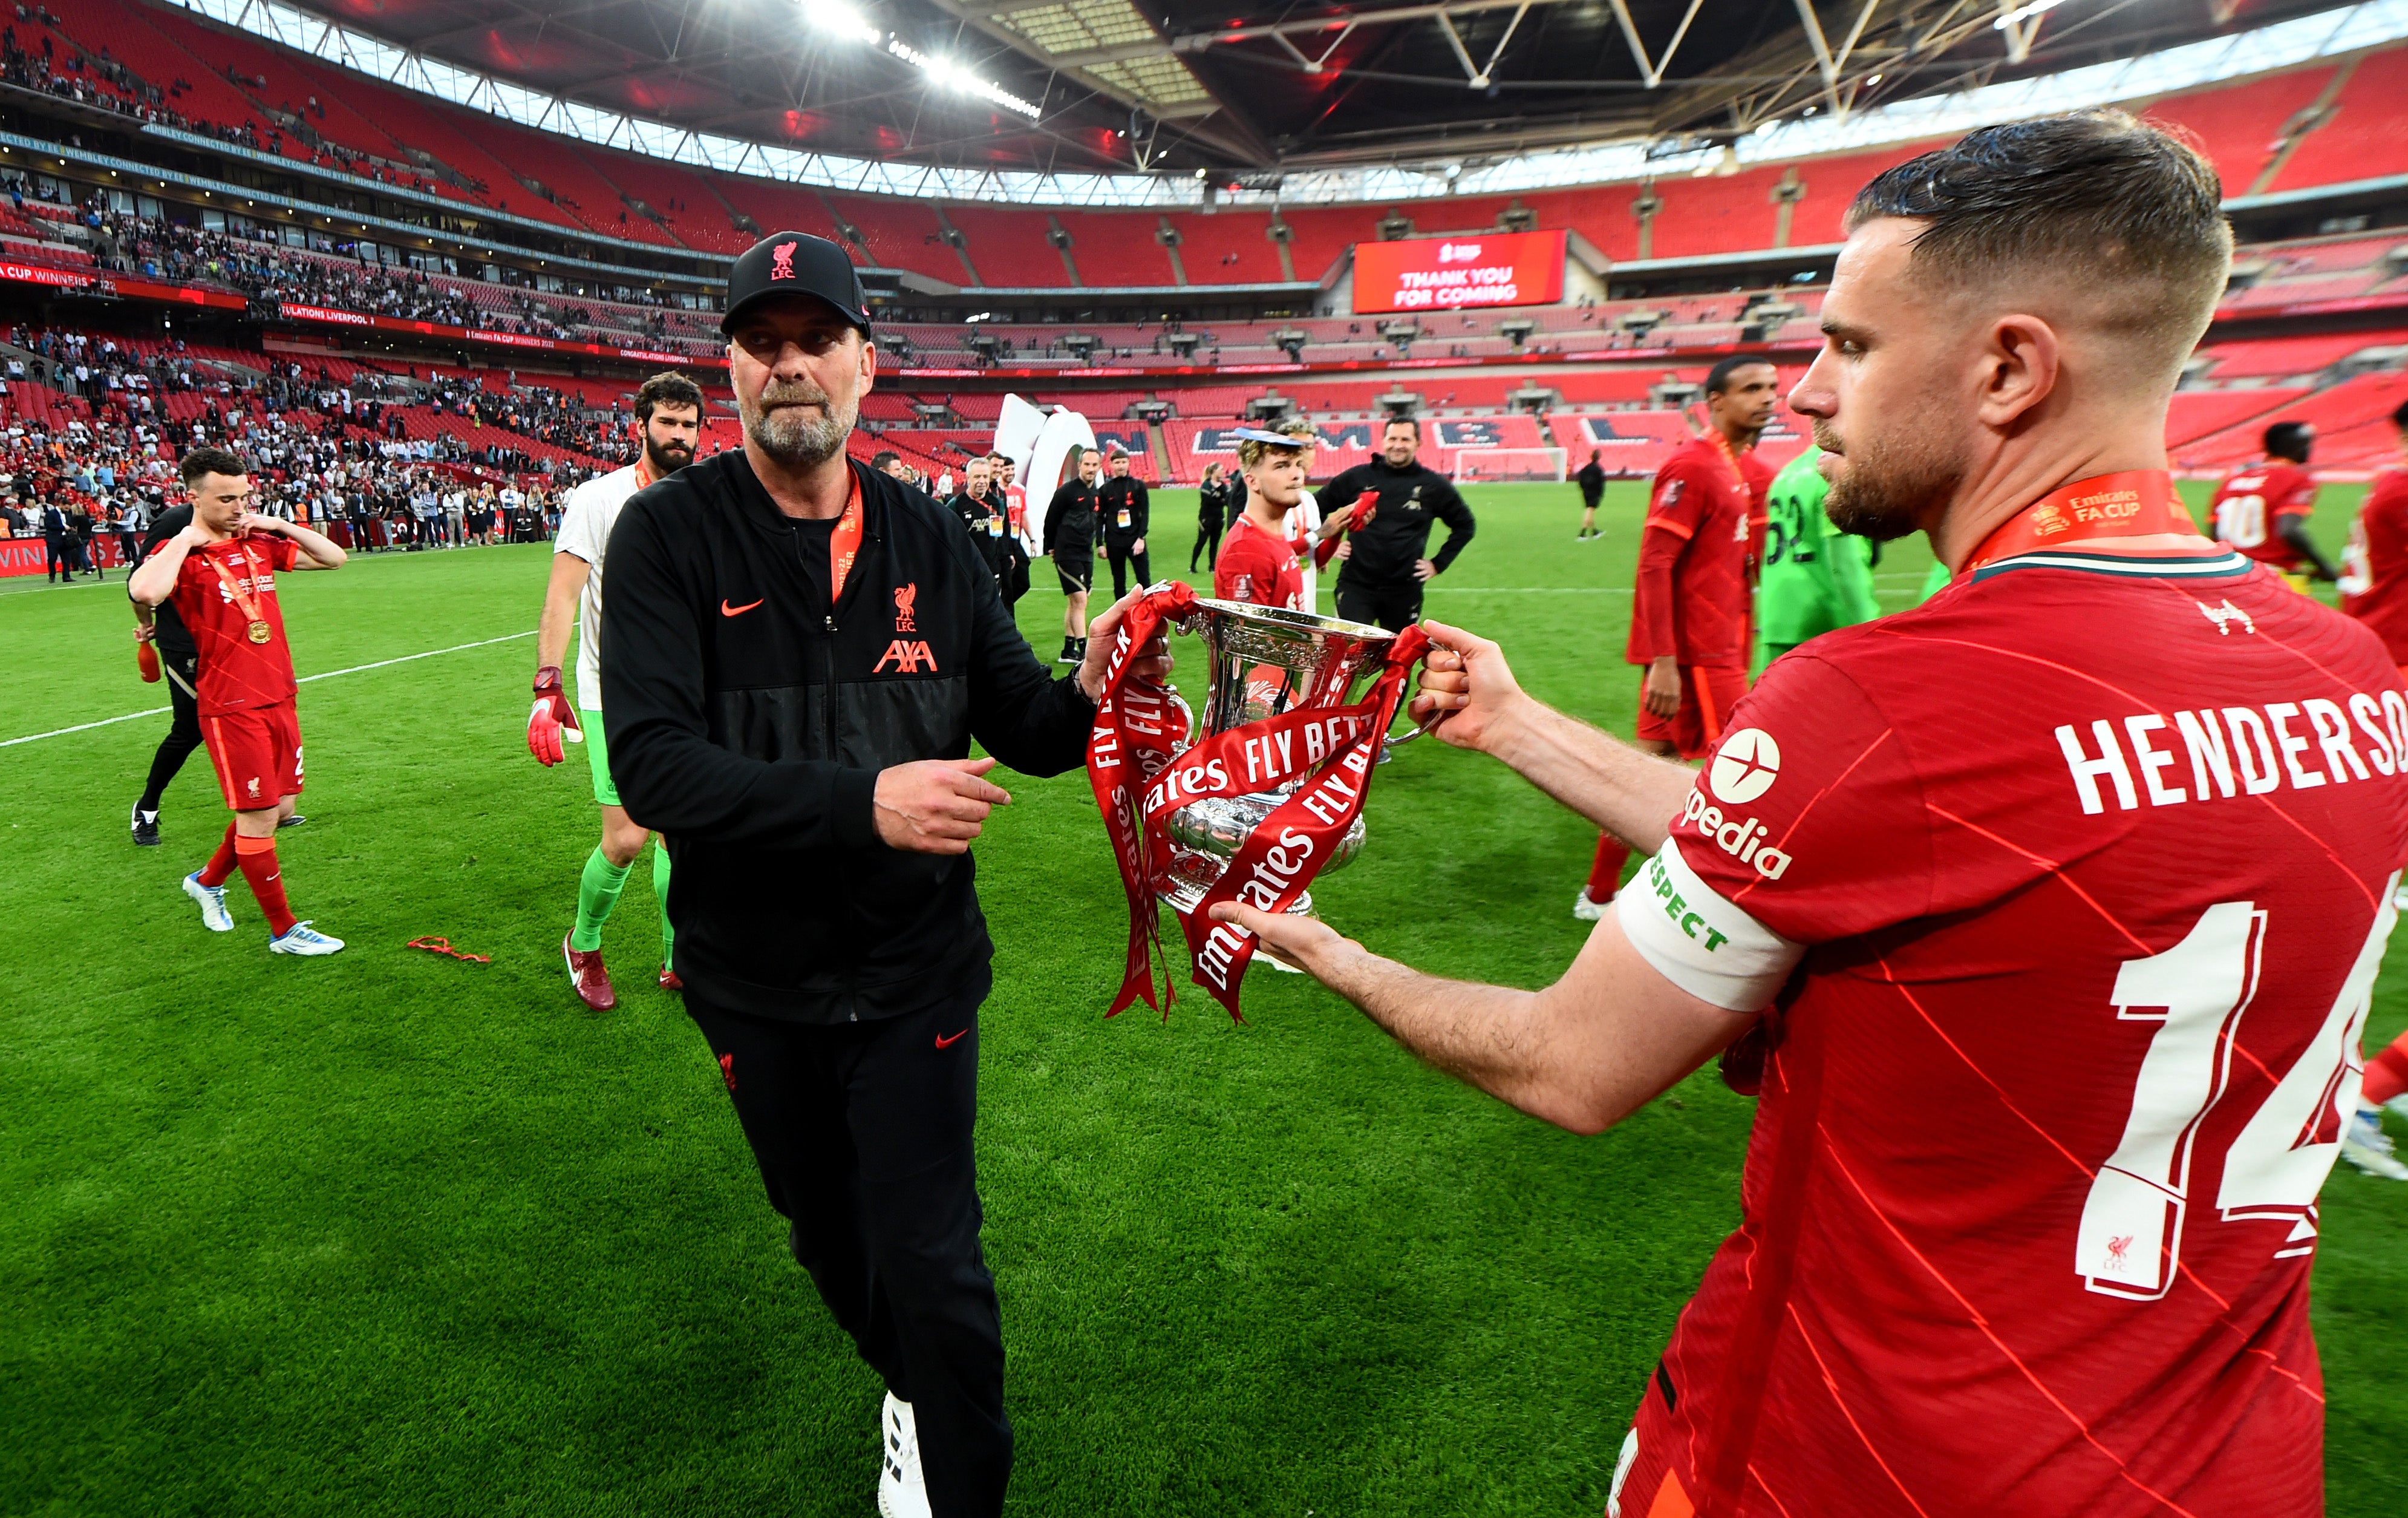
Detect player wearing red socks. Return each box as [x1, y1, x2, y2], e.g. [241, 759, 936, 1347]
[128, 447, 348, 955]
[1577, 357, 1778, 921]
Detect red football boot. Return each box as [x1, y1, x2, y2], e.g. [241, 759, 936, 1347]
[563, 934, 616, 1011]
[658, 964, 684, 992]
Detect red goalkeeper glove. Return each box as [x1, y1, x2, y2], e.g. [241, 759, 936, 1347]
[528, 666, 582, 765]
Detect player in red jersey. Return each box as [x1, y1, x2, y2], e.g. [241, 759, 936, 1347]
[1576, 357, 1780, 921]
[1213, 424, 1315, 612]
[1220, 112, 2407, 1516]
[129, 447, 350, 956]
[2208, 421, 2336, 591]
[2341, 396, 2408, 1179]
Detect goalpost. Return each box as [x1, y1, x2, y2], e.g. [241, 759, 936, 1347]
[1452, 447, 1567, 483]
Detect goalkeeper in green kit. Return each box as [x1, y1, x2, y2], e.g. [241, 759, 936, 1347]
[1754, 443, 1882, 669]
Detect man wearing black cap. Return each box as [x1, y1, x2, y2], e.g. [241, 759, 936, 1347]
[599, 232, 1166, 1518]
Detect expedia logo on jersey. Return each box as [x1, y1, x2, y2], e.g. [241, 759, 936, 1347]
[1679, 789, 1793, 879]
[1675, 730, 1792, 877]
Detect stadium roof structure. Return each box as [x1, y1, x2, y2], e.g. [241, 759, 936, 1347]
[206, 0, 2408, 203]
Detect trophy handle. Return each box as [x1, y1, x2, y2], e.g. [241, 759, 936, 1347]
[1167, 688, 1197, 749]
[1383, 705, 1451, 749]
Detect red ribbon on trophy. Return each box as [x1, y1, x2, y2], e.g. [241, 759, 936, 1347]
[1085, 582, 1428, 1021]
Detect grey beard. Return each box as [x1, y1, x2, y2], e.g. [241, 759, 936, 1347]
[745, 396, 854, 469]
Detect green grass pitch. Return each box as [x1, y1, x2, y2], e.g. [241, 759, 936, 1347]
[1, 479, 2401, 1514]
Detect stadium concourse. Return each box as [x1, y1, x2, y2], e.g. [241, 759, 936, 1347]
[11, 0, 2408, 1513]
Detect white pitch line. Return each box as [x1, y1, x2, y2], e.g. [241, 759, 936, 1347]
[0, 630, 535, 749]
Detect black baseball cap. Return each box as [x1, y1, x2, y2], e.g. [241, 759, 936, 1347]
[720, 232, 873, 338]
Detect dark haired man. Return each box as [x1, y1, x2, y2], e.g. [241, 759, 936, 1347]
[1191, 462, 1227, 572]
[527, 369, 704, 1009]
[1575, 356, 1778, 920]
[1574, 448, 1606, 540]
[1319, 416, 1475, 630]
[2208, 419, 2335, 591]
[1096, 446, 1152, 598]
[599, 234, 1165, 1518]
[1222, 111, 2403, 1516]
[128, 447, 348, 956]
[128, 493, 202, 848]
[1042, 447, 1102, 664]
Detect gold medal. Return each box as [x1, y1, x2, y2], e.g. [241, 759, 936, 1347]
[247, 620, 272, 643]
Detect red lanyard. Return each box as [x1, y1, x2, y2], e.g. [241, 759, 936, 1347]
[204, 538, 272, 640]
[1961, 469, 2198, 576]
[830, 469, 864, 601]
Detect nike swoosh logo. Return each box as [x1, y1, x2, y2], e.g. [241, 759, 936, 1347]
[935, 1028, 969, 1049]
[721, 598, 764, 617]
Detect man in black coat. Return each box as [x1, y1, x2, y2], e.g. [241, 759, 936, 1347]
[1318, 417, 1476, 631]
[1095, 445, 1150, 598]
[1040, 448, 1102, 665]
[1190, 462, 1225, 572]
[1575, 448, 1606, 540]
[601, 232, 1164, 1518]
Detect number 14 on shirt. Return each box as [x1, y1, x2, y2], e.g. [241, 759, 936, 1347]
[2077, 885, 2397, 1300]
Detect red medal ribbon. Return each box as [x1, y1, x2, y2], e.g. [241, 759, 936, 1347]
[1960, 469, 2201, 577]
[1084, 584, 1427, 1022]
[204, 536, 272, 637]
[830, 469, 865, 601]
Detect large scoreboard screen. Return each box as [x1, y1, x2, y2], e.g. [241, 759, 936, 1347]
[1351, 229, 1567, 315]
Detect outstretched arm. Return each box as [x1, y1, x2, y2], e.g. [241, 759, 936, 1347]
[1210, 901, 1753, 1134]
[1409, 619, 1694, 852]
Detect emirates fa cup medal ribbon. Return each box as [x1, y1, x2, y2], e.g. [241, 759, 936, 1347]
[206, 538, 275, 644]
[1959, 469, 2196, 577]
[1085, 582, 1434, 1021]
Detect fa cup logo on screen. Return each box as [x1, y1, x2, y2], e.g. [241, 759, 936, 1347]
[1437, 242, 1483, 264]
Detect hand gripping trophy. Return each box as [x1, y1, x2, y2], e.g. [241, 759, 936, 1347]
[1086, 580, 1431, 1018]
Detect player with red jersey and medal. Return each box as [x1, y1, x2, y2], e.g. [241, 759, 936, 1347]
[1216, 113, 2408, 1516]
[2207, 420, 2338, 592]
[1575, 358, 1780, 921]
[129, 447, 350, 955]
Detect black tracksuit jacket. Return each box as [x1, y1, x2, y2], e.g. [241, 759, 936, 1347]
[1320, 459, 1477, 592]
[1043, 479, 1100, 562]
[601, 452, 1095, 1023]
[1097, 476, 1149, 550]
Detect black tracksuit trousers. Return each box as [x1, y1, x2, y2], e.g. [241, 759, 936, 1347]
[685, 986, 1010, 1518]
[138, 651, 204, 814]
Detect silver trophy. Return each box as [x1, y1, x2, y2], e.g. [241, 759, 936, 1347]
[1153, 597, 1428, 915]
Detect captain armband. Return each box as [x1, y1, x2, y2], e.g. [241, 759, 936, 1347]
[1614, 839, 1804, 1013]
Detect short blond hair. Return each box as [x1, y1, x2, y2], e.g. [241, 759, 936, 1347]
[1237, 418, 1315, 471]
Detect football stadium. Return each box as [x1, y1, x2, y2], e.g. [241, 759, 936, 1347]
[8, 0, 2408, 1511]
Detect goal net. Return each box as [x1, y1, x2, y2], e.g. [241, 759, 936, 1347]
[1453, 447, 1567, 483]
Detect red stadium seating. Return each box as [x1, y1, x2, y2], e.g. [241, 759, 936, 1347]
[2166, 388, 2309, 448]
[942, 206, 1070, 289]
[1054, 212, 1178, 287]
[2138, 67, 2339, 199]
[1172, 209, 1285, 286]
[716, 178, 849, 246]
[580, 147, 754, 256]
[829, 196, 958, 283]
[2269, 48, 2408, 194]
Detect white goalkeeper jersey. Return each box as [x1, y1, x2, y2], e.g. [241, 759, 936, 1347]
[552, 459, 654, 711]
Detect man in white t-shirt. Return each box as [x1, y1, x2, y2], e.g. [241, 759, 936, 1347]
[526, 371, 705, 1010]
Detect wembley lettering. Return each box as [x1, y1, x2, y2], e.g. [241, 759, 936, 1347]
[2055, 688, 2408, 814]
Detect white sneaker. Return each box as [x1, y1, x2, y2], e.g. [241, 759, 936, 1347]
[2341, 1106, 2408, 1180]
[878, 1392, 930, 1518]
[1572, 887, 1607, 922]
[184, 871, 233, 932]
[269, 921, 346, 957]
